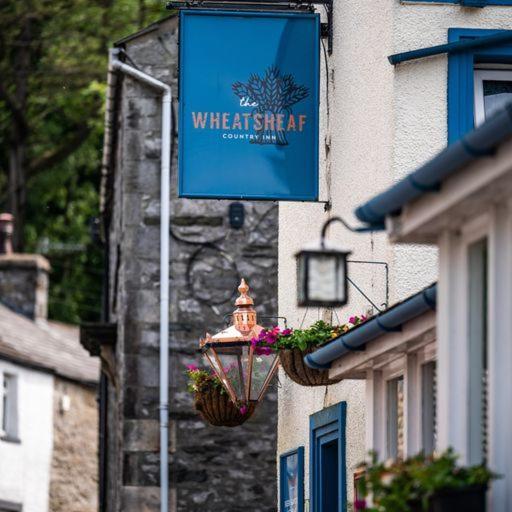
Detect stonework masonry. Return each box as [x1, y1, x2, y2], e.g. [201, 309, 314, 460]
[49, 378, 99, 512]
[103, 16, 278, 512]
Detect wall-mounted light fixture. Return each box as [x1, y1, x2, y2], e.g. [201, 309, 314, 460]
[296, 217, 387, 311]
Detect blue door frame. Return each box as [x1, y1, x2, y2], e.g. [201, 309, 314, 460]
[310, 402, 347, 512]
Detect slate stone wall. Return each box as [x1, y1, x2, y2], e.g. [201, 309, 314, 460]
[106, 16, 278, 512]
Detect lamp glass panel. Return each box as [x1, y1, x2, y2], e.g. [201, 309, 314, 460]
[249, 350, 278, 401]
[209, 345, 247, 402]
[297, 253, 307, 303]
[307, 253, 345, 303]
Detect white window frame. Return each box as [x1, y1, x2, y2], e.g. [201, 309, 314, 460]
[474, 69, 512, 126]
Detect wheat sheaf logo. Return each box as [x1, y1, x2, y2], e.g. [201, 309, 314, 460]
[232, 66, 309, 146]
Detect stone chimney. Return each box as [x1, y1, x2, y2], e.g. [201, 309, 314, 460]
[0, 214, 50, 322]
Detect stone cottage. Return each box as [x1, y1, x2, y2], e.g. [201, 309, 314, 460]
[0, 214, 99, 512]
[81, 15, 279, 512]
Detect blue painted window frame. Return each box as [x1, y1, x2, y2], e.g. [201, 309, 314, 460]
[279, 447, 305, 512]
[406, 1, 512, 6]
[310, 402, 347, 512]
[448, 28, 512, 143]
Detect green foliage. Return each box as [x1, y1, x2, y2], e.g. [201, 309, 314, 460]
[277, 320, 344, 351]
[356, 449, 498, 512]
[186, 366, 226, 395]
[0, 0, 166, 323]
[253, 317, 367, 353]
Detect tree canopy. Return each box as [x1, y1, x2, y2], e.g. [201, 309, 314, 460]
[0, 0, 164, 323]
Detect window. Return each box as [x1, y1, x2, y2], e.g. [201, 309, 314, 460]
[279, 447, 304, 512]
[310, 402, 347, 512]
[474, 69, 512, 125]
[467, 238, 488, 464]
[421, 361, 437, 454]
[448, 28, 512, 143]
[386, 376, 404, 460]
[1, 373, 19, 442]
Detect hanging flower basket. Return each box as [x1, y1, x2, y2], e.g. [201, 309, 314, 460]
[279, 346, 343, 386]
[251, 317, 367, 388]
[186, 365, 254, 427]
[194, 386, 255, 427]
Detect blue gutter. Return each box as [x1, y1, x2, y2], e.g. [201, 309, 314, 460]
[355, 103, 512, 229]
[305, 284, 437, 370]
[388, 31, 512, 65]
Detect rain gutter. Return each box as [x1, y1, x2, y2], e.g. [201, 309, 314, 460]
[388, 30, 512, 65]
[354, 103, 512, 230]
[304, 284, 437, 370]
[108, 48, 172, 512]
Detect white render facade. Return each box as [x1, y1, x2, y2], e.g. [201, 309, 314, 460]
[277, 1, 512, 510]
[0, 359, 54, 512]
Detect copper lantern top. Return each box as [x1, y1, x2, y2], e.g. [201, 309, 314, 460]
[201, 279, 263, 347]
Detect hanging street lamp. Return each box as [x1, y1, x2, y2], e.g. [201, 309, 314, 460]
[200, 279, 279, 408]
[295, 217, 352, 309]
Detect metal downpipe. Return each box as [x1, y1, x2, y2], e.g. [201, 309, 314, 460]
[109, 48, 172, 512]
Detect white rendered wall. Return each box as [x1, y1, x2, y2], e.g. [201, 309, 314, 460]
[0, 360, 54, 512]
[277, 0, 512, 507]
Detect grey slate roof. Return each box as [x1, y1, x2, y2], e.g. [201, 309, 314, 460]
[0, 303, 99, 385]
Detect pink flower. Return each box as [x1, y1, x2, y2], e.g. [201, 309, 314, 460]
[281, 328, 292, 336]
[239, 405, 248, 415]
[186, 364, 199, 372]
[349, 316, 357, 324]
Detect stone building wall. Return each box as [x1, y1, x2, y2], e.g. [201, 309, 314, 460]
[49, 378, 99, 512]
[105, 15, 278, 512]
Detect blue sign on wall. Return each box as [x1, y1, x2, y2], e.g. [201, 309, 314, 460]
[280, 447, 304, 512]
[179, 10, 320, 201]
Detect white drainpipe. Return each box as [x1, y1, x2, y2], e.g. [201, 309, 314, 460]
[109, 47, 172, 512]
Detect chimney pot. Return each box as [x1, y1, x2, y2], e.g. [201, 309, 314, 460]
[0, 213, 14, 255]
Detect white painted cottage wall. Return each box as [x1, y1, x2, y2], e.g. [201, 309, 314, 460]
[278, 0, 512, 506]
[0, 360, 54, 512]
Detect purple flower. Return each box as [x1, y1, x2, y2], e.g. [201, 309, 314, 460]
[354, 499, 367, 510]
[349, 316, 357, 325]
[255, 346, 272, 356]
[186, 364, 199, 372]
[239, 405, 248, 415]
[281, 328, 292, 336]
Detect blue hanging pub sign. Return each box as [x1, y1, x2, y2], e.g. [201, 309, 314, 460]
[178, 10, 320, 201]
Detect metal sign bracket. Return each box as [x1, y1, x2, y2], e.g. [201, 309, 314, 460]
[166, 0, 334, 54]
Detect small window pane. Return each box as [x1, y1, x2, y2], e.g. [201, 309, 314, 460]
[1, 374, 18, 439]
[421, 361, 437, 454]
[467, 238, 488, 465]
[386, 376, 404, 460]
[483, 80, 512, 119]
